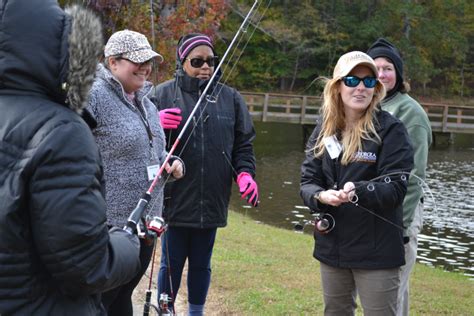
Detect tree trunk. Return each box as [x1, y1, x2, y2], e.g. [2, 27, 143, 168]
[289, 52, 300, 92]
[403, 0, 411, 40]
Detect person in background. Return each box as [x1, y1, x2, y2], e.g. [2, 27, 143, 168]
[300, 51, 414, 315]
[87, 29, 184, 316]
[367, 38, 432, 316]
[151, 33, 258, 315]
[0, 1, 141, 315]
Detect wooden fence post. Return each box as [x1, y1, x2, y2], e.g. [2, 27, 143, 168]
[249, 96, 254, 112]
[262, 93, 269, 122]
[301, 96, 307, 123]
[442, 105, 449, 132]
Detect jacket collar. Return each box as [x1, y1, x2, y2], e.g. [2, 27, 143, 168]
[176, 68, 222, 95]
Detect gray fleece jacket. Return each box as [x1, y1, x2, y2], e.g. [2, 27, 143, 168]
[87, 64, 168, 227]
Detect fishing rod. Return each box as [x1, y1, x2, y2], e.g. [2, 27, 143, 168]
[296, 171, 437, 234]
[125, 1, 261, 233]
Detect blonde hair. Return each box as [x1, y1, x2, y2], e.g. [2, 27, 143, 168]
[312, 76, 386, 165]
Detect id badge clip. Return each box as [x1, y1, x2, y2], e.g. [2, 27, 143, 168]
[322, 135, 342, 159]
[147, 164, 161, 181]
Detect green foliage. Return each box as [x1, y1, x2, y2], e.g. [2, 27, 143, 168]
[221, 0, 472, 100]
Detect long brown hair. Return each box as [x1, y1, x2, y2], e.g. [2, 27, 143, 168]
[312, 74, 386, 165]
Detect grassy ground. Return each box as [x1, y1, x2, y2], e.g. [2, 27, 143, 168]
[205, 211, 473, 315]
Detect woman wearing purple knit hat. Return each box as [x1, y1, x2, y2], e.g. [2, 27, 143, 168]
[151, 33, 258, 315]
[367, 38, 432, 316]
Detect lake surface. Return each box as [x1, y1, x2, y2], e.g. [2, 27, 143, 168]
[229, 122, 474, 279]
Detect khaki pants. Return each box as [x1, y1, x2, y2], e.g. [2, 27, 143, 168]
[320, 262, 400, 316]
[397, 202, 423, 316]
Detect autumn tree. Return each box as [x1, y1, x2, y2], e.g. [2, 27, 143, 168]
[59, 0, 229, 82]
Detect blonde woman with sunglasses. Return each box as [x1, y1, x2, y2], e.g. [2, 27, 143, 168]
[300, 51, 414, 315]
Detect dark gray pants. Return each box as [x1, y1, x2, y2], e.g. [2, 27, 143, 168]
[320, 262, 400, 316]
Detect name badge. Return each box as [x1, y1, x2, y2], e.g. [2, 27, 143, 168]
[147, 164, 161, 181]
[323, 135, 342, 159]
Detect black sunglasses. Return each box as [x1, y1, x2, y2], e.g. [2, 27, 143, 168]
[186, 56, 219, 68]
[342, 76, 377, 88]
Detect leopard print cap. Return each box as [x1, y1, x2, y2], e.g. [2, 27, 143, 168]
[104, 29, 163, 63]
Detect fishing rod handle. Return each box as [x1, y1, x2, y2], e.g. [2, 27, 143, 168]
[143, 290, 152, 316]
[124, 193, 151, 234]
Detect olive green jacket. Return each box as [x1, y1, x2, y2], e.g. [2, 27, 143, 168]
[381, 92, 432, 236]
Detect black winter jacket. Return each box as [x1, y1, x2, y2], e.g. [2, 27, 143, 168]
[151, 72, 256, 228]
[300, 110, 414, 269]
[0, 1, 140, 315]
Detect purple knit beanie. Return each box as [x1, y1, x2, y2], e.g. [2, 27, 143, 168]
[177, 33, 215, 64]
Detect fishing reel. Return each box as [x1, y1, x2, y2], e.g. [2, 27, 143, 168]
[147, 216, 167, 238]
[158, 293, 173, 316]
[314, 213, 335, 234]
[293, 212, 335, 234]
[135, 216, 167, 246]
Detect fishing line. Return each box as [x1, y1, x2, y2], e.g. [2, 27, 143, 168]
[170, 0, 270, 159]
[345, 172, 431, 230]
[175, 0, 271, 157]
[350, 171, 439, 217]
[296, 171, 439, 235]
[207, 0, 272, 101]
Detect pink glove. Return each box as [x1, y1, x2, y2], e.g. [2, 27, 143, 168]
[159, 108, 182, 129]
[236, 172, 259, 207]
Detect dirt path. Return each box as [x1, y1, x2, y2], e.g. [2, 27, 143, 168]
[132, 242, 227, 315]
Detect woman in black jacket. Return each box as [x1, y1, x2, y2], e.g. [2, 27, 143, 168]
[300, 51, 413, 315]
[151, 33, 258, 315]
[0, 1, 140, 315]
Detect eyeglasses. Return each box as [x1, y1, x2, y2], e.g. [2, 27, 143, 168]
[186, 56, 219, 68]
[117, 57, 154, 68]
[342, 76, 377, 88]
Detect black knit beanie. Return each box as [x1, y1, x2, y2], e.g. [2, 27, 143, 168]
[367, 38, 403, 93]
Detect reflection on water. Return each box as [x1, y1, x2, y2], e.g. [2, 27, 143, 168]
[419, 149, 474, 277]
[230, 122, 474, 279]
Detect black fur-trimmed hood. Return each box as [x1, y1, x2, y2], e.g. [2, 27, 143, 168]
[0, 0, 102, 113]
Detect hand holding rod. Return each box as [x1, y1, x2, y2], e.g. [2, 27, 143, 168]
[124, 193, 152, 234]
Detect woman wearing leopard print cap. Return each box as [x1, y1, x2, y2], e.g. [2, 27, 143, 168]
[87, 30, 185, 316]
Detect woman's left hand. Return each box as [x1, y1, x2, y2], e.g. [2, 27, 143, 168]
[165, 160, 184, 179]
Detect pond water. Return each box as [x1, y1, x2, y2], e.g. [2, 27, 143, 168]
[229, 122, 474, 279]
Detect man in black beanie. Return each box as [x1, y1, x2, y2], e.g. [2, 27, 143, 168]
[368, 38, 432, 316]
[367, 38, 404, 98]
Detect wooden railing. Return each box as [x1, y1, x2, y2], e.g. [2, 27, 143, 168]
[241, 92, 474, 134]
[421, 103, 474, 133]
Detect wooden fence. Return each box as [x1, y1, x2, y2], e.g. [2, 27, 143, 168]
[241, 92, 474, 134]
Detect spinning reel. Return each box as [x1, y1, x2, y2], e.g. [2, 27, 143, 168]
[293, 212, 335, 234]
[135, 216, 167, 246]
[314, 213, 335, 234]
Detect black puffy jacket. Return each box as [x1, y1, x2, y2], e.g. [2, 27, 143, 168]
[151, 72, 256, 228]
[0, 1, 140, 315]
[300, 110, 414, 269]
